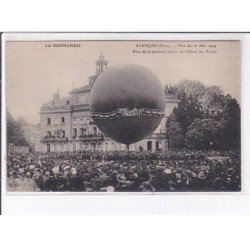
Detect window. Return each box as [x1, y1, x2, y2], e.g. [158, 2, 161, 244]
[61, 117, 65, 124]
[47, 118, 51, 125]
[156, 141, 159, 150]
[47, 131, 51, 137]
[80, 128, 85, 136]
[93, 127, 97, 135]
[147, 141, 152, 151]
[73, 128, 77, 138]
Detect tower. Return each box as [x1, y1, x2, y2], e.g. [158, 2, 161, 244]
[95, 52, 108, 75]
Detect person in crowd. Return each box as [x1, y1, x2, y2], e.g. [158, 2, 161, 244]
[6, 149, 241, 192]
[22, 172, 40, 191]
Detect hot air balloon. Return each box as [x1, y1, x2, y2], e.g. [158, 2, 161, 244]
[90, 64, 166, 148]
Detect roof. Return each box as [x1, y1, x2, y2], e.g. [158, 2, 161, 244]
[40, 96, 71, 112]
[69, 85, 91, 94]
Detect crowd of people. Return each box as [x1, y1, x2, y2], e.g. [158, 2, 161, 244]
[7, 150, 241, 192]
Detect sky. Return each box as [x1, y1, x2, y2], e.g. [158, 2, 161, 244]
[5, 40, 240, 124]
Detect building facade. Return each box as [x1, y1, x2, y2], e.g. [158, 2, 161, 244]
[39, 54, 179, 152]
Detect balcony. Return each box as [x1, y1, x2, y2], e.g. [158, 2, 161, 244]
[41, 136, 68, 142]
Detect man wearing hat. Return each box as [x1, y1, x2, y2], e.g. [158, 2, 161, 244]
[90, 173, 101, 191]
[99, 172, 108, 188]
[43, 171, 57, 191]
[139, 181, 155, 192]
[68, 170, 84, 191]
[33, 172, 44, 191]
[197, 171, 207, 191]
[56, 172, 68, 191]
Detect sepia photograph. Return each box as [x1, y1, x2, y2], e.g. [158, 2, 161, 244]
[1, 0, 250, 246]
[4, 38, 241, 193]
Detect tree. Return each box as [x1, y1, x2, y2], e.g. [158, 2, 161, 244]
[7, 111, 29, 146]
[166, 113, 185, 149]
[172, 81, 226, 118]
[173, 92, 203, 134]
[17, 116, 28, 125]
[165, 80, 241, 151]
[172, 80, 206, 100]
[219, 96, 241, 149]
[186, 118, 224, 150]
[200, 86, 225, 118]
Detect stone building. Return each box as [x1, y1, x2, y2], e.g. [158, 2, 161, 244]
[39, 54, 179, 152]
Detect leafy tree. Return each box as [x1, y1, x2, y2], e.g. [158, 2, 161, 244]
[17, 116, 28, 125]
[166, 113, 185, 149]
[173, 92, 203, 134]
[172, 80, 206, 100]
[186, 118, 224, 150]
[165, 79, 241, 150]
[219, 95, 241, 149]
[7, 111, 29, 146]
[200, 86, 225, 118]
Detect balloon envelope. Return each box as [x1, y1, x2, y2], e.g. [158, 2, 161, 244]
[90, 64, 166, 145]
